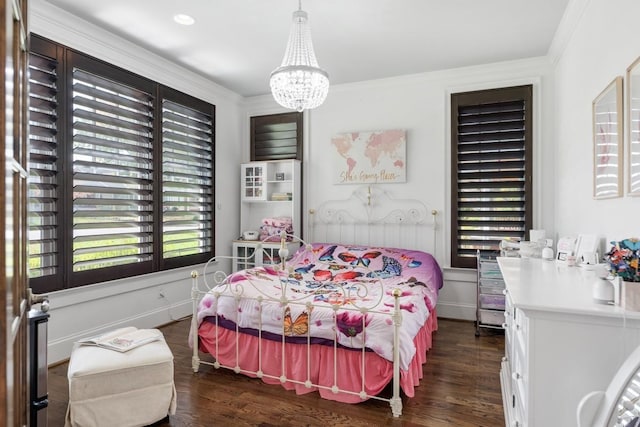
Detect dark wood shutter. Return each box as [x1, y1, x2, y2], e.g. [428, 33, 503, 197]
[160, 88, 215, 268]
[250, 112, 302, 161]
[28, 37, 63, 293]
[451, 85, 533, 269]
[70, 61, 155, 285]
[27, 35, 217, 291]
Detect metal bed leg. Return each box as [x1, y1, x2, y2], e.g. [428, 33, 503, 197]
[392, 289, 403, 417]
[390, 397, 403, 417]
[191, 271, 201, 373]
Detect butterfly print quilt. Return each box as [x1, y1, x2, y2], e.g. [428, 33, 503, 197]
[196, 243, 443, 370]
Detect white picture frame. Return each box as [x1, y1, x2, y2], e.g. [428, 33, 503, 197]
[574, 234, 600, 265]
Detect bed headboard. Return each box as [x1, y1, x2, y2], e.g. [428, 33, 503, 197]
[307, 186, 438, 256]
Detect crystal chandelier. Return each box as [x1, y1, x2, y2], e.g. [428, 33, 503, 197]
[270, 1, 329, 112]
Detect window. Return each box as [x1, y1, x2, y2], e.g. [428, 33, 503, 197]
[28, 35, 215, 292]
[450, 85, 532, 269]
[250, 112, 302, 161]
[160, 88, 214, 269]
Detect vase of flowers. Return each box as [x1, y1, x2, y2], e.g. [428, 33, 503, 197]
[605, 238, 640, 310]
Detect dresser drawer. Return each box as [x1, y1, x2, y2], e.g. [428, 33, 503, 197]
[512, 344, 528, 422]
[503, 295, 514, 359]
[513, 308, 529, 347]
[513, 392, 526, 427]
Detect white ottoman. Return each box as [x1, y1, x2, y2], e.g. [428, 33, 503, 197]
[65, 329, 177, 427]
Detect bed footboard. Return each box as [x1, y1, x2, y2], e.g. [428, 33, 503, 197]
[190, 270, 407, 416]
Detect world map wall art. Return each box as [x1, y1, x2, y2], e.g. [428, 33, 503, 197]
[331, 129, 406, 184]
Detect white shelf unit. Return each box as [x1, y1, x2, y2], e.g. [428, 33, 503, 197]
[476, 250, 506, 336]
[236, 160, 301, 272]
[231, 240, 300, 272]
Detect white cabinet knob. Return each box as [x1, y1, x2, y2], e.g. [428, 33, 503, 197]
[503, 289, 508, 295]
[512, 372, 521, 380]
[502, 323, 508, 329]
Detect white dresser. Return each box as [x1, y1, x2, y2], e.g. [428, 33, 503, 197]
[498, 257, 640, 427]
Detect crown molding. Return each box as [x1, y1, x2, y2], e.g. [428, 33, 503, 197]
[30, 0, 242, 106]
[245, 56, 552, 102]
[547, 0, 592, 65]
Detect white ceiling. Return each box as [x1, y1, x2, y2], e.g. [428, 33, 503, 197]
[44, 0, 570, 97]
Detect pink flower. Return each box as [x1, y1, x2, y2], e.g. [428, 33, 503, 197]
[336, 312, 370, 337]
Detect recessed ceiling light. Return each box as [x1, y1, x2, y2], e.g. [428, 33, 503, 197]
[174, 14, 195, 26]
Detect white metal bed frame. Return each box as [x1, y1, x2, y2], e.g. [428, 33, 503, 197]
[307, 185, 438, 254]
[189, 186, 438, 417]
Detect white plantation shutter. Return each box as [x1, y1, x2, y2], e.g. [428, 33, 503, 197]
[161, 97, 214, 262]
[71, 67, 155, 276]
[28, 52, 60, 283]
[451, 86, 533, 268]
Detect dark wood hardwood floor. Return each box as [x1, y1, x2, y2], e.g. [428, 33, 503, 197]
[47, 317, 505, 427]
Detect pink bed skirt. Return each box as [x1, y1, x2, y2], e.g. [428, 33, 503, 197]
[197, 309, 438, 403]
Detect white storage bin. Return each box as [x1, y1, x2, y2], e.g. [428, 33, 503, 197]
[480, 294, 506, 310]
[479, 309, 504, 326]
[479, 278, 505, 289]
[480, 262, 501, 273]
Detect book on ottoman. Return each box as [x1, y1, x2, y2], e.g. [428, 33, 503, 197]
[77, 327, 162, 352]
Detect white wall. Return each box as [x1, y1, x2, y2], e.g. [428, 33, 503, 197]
[554, 0, 640, 248]
[35, 0, 630, 363]
[245, 58, 557, 320]
[30, 0, 244, 363]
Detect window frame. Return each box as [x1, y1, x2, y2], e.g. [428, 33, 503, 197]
[250, 112, 302, 161]
[159, 86, 216, 271]
[28, 34, 216, 292]
[450, 85, 533, 269]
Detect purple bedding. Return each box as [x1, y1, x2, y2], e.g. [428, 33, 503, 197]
[196, 243, 443, 370]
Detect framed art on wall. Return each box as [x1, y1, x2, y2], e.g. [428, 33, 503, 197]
[593, 76, 624, 199]
[331, 129, 406, 184]
[627, 56, 640, 196]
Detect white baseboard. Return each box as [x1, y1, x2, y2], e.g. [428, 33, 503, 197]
[435, 301, 476, 321]
[48, 299, 192, 365]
